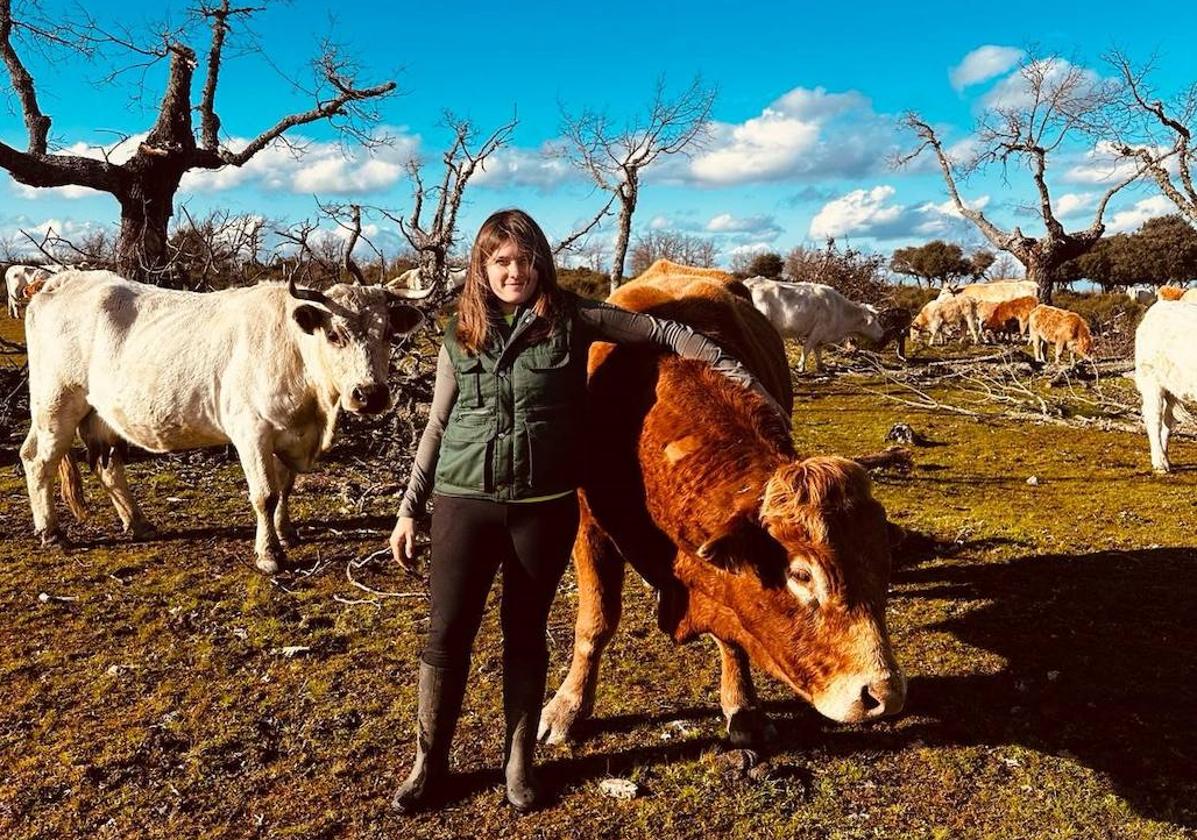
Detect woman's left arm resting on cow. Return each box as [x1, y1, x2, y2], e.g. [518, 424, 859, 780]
[575, 298, 789, 420]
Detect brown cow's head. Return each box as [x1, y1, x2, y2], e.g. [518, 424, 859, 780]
[289, 280, 424, 415]
[680, 456, 905, 724]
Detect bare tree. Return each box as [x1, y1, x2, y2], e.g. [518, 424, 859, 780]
[990, 252, 1023, 279]
[385, 114, 516, 296]
[562, 76, 716, 292]
[0, 0, 395, 282]
[1105, 50, 1197, 226]
[898, 54, 1141, 302]
[628, 230, 717, 275]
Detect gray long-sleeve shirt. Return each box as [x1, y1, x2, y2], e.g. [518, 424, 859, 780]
[397, 296, 780, 518]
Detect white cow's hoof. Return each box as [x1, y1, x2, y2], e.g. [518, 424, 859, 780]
[255, 548, 285, 575]
[278, 525, 300, 549]
[127, 519, 157, 540]
[37, 528, 65, 548]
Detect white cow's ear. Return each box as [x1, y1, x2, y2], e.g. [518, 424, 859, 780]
[388, 303, 423, 338]
[293, 304, 329, 334]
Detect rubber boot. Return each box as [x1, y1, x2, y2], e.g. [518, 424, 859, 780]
[503, 654, 549, 813]
[391, 661, 469, 813]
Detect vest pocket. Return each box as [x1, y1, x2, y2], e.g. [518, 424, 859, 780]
[437, 411, 494, 492]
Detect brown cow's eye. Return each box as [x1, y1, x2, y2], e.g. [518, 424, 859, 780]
[789, 567, 811, 584]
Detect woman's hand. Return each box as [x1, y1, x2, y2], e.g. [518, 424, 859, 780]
[390, 516, 418, 571]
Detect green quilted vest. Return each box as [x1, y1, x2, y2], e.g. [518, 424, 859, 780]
[434, 304, 586, 500]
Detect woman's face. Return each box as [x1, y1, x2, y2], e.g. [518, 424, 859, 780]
[485, 239, 539, 312]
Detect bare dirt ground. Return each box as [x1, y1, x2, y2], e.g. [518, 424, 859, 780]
[1, 313, 1195, 839]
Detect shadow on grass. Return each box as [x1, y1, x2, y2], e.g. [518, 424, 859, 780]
[536, 547, 1197, 828]
[888, 547, 1197, 828]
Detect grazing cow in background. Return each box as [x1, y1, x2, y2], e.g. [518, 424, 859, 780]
[910, 295, 980, 346]
[21, 270, 425, 573]
[1157, 286, 1186, 301]
[6, 265, 51, 318]
[1027, 304, 1093, 364]
[1127, 286, 1156, 305]
[938, 279, 1038, 305]
[539, 261, 905, 748]
[984, 295, 1037, 340]
[385, 266, 467, 295]
[741, 276, 884, 372]
[1135, 301, 1197, 473]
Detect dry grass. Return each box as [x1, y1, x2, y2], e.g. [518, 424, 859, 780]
[0, 316, 1195, 839]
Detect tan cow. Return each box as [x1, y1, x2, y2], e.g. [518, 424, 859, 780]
[938, 279, 1038, 304]
[1027, 304, 1094, 364]
[910, 295, 980, 346]
[539, 261, 905, 748]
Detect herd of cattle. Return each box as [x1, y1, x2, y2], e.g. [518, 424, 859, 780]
[2, 259, 1195, 748]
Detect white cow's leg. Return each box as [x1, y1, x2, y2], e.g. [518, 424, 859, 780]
[20, 395, 89, 544]
[798, 345, 808, 373]
[273, 456, 298, 547]
[94, 453, 154, 538]
[233, 437, 285, 573]
[715, 637, 776, 747]
[1141, 384, 1171, 473]
[1161, 393, 1178, 462]
[540, 494, 625, 745]
[813, 343, 825, 372]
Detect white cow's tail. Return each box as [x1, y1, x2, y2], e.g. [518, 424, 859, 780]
[58, 451, 88, 522]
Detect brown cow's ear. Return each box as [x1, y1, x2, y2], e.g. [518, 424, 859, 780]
[293, 304, 329, 334]
[388, 303, 423, 338]
[695, 514, 760, 570]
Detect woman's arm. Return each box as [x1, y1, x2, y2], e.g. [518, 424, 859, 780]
[574, 298, 788, 417]
[397, 344, 458, 519]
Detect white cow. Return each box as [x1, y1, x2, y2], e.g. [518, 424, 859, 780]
[6, 265, 52, 318]
[385, 265, 467, 295]
[1127, 286, 1156, 305]
[937, 279, 1038, 304]
[742, 277, 884, 372]
[1134, 300, 1197, 473]
[22, 270, 426, 572]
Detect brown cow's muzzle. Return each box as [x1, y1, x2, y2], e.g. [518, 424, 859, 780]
[813, 666, 906, 724]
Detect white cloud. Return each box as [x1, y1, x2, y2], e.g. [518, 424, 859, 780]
[810, 186, 904, 239]
[809, 186, 990, 242]
[705, 213, 781, 238]
[0, 215, 112, 257]
[981, 57, 1102, 112]
[1055, 192, 1096, 218]
[1104, 195, 1175, 234]
[470, 142, 577, 189]
[682, 86, 896, 187]
[950, 46, 1025, 91]
[1062, 140, 1166, 186]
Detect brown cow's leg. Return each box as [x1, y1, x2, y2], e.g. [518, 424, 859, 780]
[538, 492, 625, 745]
[715, 637, 777, 747]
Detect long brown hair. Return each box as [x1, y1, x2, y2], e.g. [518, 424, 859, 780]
[456, 209, 568, 354]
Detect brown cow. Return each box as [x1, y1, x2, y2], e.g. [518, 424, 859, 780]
[1028, 304, 1094, 363]
[984, 295, 1037, 340]
[539, 261, 905, 747]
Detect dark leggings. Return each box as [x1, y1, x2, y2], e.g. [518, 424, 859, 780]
[422, 493, 580, 670]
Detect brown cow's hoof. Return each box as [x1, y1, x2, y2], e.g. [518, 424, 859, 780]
[726, 708, 777, 748]
[538, 692, 586, 745]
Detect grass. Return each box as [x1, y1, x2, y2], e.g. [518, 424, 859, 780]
[0, 315, 1195, 839]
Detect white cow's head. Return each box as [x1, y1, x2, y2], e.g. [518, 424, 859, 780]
[856, 303, 885, 344]
[288, 278, 424, 415]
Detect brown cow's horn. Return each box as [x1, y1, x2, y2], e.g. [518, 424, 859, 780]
[288, 275, 331, 307]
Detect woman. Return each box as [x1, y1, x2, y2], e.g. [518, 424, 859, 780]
[389, 209, 781, 813]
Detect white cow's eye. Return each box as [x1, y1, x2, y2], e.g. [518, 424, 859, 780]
[327, 329, 344, 347]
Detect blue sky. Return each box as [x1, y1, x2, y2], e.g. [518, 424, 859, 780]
[2, 0, 1195, 266]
